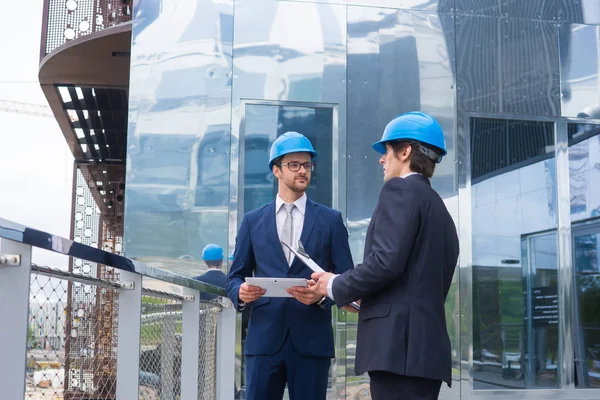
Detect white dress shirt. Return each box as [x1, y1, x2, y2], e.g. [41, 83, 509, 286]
[275, 193, 307, 265]
[240, 193, 308, 308]
[326, 172, 420, 300]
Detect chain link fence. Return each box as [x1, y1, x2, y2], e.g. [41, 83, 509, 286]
[24, 267, 223, 400]
[138, 295, 222, 400]
[198, 302, 220, 400]
[139, 296, 182, 400]
[26, 273, 67, 400]
[26, 268, 120, 400]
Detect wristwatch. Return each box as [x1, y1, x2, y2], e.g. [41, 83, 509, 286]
[317, 296, 327, 309]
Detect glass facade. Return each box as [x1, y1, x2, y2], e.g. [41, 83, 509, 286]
[125, 0, 600, 398]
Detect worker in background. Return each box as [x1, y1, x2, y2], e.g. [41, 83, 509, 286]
[194, 244, 227, 301]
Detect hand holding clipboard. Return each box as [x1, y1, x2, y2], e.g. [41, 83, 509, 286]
[281, 240, 360, 311]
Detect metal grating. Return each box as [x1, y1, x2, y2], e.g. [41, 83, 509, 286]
[471, 117, 555, 182]
[42, 0, 132, 57]
[26, 271, 120, 399]
[63, 165, 124, 399]
[78, 163, 126, 245]
[58, 85, 128, 164]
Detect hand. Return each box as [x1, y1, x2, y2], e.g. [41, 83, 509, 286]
[343, 300, 360, 313]
[311, 272, 335, 297]
[287, 280, 323, 305]
[238, 283, 266, 304]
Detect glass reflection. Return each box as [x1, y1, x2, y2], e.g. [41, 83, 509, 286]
[559, 0, 600, 25]
[522, 232, 559, 388]
[455, 14, 560, 116]
[346, 6, 458, 398]
[471, 117, 558, 389]
[242, 103, 334, 214]
[573, 227, 600, 388]
[569, 123, 600, 389]
[238, 102, 335, 396]
[125, 0, 234, 273]
[560, 24, 600, 118]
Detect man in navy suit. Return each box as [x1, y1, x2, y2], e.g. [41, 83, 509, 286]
[194, 244, 227, 301]
[227, 132, 354, 400]
[313, 112, 459, 400]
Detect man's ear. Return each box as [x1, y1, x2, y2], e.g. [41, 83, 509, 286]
[272, 165, 281, 179]
[403, 144, 413, 160]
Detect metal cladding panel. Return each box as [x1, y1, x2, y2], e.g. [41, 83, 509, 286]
[125, 0, 233, 268]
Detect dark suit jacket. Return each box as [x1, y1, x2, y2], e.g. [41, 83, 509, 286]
[332, 175, 459, 385]
[227, 198, 354, 358]
[194, 269, 227, 301]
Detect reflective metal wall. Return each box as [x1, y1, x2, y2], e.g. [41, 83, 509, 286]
[126, 0, 600, 399]
[126, 0, 234, 276]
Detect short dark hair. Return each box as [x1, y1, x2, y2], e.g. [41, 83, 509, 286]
[205, 260, 222, 268]
[388, 140, 436, 179]
[271, 156, 283, 171]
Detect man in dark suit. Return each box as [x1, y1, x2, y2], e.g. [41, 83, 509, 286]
[194, 244, 227, 301]
[226, 131, 354, 400]
[313, 112, 459, 400]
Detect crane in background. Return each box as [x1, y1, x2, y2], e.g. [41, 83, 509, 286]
[0, 99, 53, 118]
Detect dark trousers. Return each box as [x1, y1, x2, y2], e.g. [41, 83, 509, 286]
[369, 371, 442, 400]
[245, 333, 330, 400]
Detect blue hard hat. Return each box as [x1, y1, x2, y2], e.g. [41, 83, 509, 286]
[268, 131, 317, 169]
[202, 244, 223, 261]
[372, 112, 447, 163]
[228, 252, 234, 261]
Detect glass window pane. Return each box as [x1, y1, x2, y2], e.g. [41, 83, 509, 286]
[239, 102, 335, 392]
[471, 117, 559, 389]
[568, 123, 600, 222]
[523, 233, 559, 388]
[573, 230, 600, 389]
[570, 121, 600, 389]
[242, 103, 334, 214]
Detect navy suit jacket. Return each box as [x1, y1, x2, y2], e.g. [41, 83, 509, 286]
[332, 175, 459, 385]
[227, 198, 354, 358]
[194, 269, 227, 301]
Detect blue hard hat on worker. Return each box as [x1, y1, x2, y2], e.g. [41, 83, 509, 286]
[202, 244, 224, 261]
[372, 111, 447, 163]
[268, 131, 318, 170]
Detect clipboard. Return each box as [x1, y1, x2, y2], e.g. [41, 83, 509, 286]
[245, 277, 307, 298]
[281, 240, 360, 311]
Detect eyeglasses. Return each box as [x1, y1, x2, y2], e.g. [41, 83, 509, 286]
[281, 162, 315, 172]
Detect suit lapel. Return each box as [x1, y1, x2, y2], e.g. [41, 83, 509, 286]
[299, 198, 319, 246]
[290, 199, 320, 272]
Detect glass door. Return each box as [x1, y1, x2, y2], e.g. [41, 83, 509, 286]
[572, 222, 600, 388]
[237, 100, 342, 397]
[523, 232, 560, 389]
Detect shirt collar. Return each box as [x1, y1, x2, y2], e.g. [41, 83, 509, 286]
[276, 193, 307, 215]
[400, 172, 420, 178]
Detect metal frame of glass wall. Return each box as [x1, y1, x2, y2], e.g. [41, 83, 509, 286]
[461, 112, 600, 399]
[230, 98, 345, 396]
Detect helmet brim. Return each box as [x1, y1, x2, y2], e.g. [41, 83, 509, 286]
[371, 141, 387, 155]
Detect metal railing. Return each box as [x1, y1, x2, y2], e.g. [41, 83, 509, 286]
[40, 0, 133, 59]
[0, 217, 236, 400]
